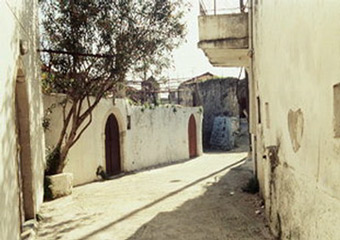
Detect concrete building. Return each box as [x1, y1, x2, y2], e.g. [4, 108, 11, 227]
[169, 72, 215, 105]
[198, 0, 340, 238]
[44, 96, 203, 186]
[0, 0, 45, 239]
[177, 74, 246, 148]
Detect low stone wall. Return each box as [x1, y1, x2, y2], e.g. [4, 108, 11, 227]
[44, 95, 203, 185]
[46, 173, 73, 199]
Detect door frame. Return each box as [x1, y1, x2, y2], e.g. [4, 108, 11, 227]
[102, 108, 126, 174]
[188, 114, 198, 158]
[14, 64, 35, 223]
[104, 113, 121, 175]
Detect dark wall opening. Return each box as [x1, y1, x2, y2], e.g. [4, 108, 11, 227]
[105, 114, 121, 175]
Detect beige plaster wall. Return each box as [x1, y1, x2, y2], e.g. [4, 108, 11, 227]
[44, 96, 203, 186]
[253, 0, 340, 238]
[0, 0, 45, 238]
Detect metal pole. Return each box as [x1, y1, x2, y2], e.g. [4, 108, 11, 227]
[214, 0, 216, 15]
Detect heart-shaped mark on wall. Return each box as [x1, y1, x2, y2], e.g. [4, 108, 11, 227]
[288, 109, 304, 152]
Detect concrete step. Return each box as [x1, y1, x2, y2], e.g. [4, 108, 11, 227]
[21, 219, 38, 240]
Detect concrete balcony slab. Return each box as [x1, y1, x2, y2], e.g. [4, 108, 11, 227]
[198, 13, 250, 67]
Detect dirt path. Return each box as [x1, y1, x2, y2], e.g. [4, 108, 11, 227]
[37, 152, 273, 240]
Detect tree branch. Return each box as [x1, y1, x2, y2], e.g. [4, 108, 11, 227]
[37, 49, 117, 59]
[69, 95, 93, 148]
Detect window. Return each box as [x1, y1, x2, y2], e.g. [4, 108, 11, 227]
[257, 96, 261, 124]
[127, 115, 131, 130]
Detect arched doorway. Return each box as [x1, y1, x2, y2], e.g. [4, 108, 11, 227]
[105, 114, 121, 176]
[188, 114, 197, 158]
[15, 68, 35, 221]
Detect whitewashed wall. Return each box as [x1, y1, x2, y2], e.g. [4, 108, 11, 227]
[125, 105, 203, 171]
[253, 1, 340, 239]
[44, 96, 203, 186]
[0, 0, 45, 239]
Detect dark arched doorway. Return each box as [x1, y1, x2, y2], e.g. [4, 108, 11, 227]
[105, 114, 121, 176]
[188, 114, 198, 158]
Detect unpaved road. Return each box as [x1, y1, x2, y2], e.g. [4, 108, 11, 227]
[37, 152, 273, 240]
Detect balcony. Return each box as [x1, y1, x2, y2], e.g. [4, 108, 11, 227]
[198, 5, 250, 67]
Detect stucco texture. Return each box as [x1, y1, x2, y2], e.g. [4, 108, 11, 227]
[178, 78, 240, 148]
[44, 96, 203, 186]
[253, 1, 340, 238]
[0, 0, 45, 239]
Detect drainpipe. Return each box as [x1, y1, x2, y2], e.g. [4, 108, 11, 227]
[248, 0, 257, 177]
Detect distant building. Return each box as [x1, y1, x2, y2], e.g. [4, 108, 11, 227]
[169, 72, 215, 104]
[174, 73, 248, 149]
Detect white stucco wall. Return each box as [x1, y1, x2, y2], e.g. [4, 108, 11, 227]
[125, 105, 203, 171]
[44, 96, 203, 186]
[0, 0, 45, 239]
[44, 96, 129, 186]
[253, 1, 340, 238]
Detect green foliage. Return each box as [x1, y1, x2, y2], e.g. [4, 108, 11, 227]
[242, 176, 259, 194]
[45, 145, 61, 176]
[42, 118, 50, 132]
[39, 0, 187, 173]
[42, 103, 56, 132]
[40, 0, 187, 97]
[127, 98, 136, 106]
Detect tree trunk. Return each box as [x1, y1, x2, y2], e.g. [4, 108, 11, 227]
[45, 96, 98, 175]
[45, 144, 62, 175]
[45, 139, 72, 175]
[56, 147, 70, 174]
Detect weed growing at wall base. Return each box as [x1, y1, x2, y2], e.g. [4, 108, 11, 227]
[242, 176, 259, 194]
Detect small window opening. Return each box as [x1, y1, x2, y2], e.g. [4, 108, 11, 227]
[127, 115, 131, 130]
[257, 96, 261, 124]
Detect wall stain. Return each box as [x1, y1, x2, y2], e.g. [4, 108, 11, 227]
[266, 137, 281, 238]
[288, 109, 304, 152]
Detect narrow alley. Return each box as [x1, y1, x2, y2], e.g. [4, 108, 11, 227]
[37, 153, 273, 240]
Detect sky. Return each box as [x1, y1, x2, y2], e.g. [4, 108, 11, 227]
[166, 0, 244, 81]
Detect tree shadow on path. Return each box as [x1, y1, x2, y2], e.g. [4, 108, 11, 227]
[126, 159, 273, 240]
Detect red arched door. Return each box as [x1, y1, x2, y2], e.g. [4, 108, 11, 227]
[105, 114, 121, 175]
[188, 114, 197, 158]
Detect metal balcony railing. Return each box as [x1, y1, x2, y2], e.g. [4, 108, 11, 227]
[199, 0, 249, 15]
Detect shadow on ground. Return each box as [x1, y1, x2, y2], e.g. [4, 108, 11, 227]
[37, 155, 274, 240]
[37, 212, 101, 240]
[126, 159, 273, 240]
